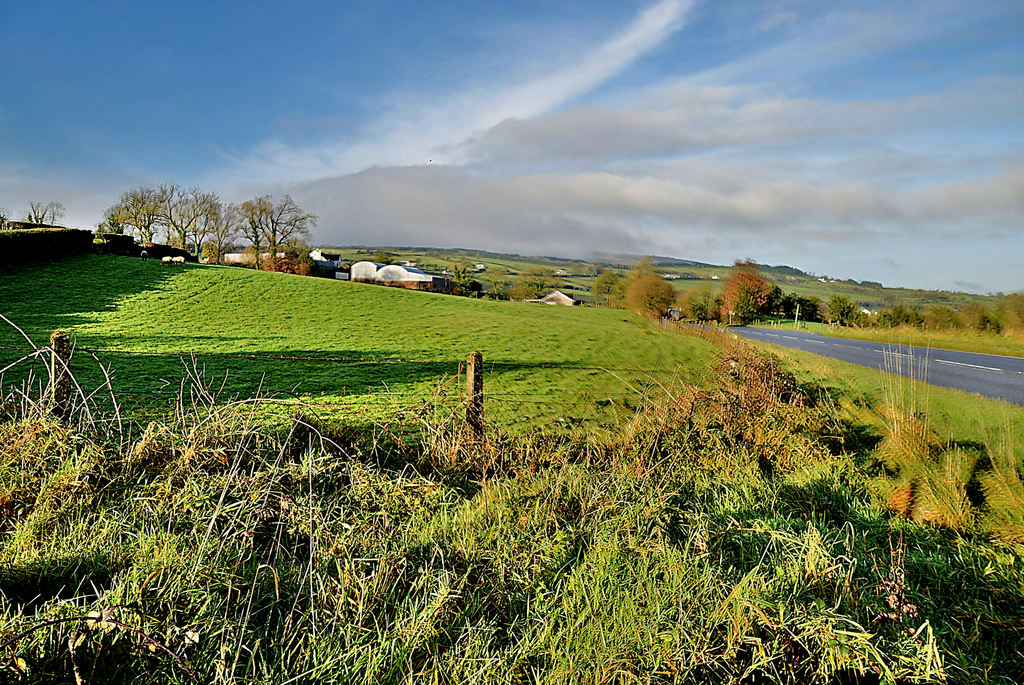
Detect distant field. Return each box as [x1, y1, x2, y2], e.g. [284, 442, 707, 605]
[0, 255, 714, 429]
[334, 245, 1003, 312]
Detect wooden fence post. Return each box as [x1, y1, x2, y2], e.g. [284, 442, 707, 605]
[49, 329, 73, 419]
[466, 351, 484, 440]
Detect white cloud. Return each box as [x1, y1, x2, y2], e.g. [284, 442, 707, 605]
[292, 164, 1024, 252]
[455, 76, 1024, 167]
[212, 0, 693, 189]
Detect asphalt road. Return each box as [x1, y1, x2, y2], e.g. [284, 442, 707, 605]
[732, 326, 1024, 406]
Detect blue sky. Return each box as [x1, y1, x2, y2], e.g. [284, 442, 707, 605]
[2, 0, 1022, 292]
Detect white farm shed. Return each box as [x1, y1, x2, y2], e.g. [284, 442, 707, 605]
[377, 264, 434, 284]
[350, 261, 449, 292]
[350, 261, 383, 281]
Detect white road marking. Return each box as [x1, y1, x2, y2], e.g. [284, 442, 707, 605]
[808, 340, 826, 344]
[935, 359, 1004, 373]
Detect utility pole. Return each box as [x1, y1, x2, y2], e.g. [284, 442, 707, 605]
[794, 302, 800, 329]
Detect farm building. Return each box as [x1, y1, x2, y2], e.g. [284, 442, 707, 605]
[222, 250, 289, 266]
[349, 261, 450, 292]
[309, 248, 344, 277]
[222, 252, 256, 265]
[309, 248, 343, 266]
[527, 290, 576, 306]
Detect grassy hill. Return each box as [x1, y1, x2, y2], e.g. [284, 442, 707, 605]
[0, 255, 713, 429]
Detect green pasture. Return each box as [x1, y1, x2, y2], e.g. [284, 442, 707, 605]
[743, 338, 1024, 446]
[742, 319, 833, 333]
[817, 325, 1024, 359]
[0, 255, 713, 429]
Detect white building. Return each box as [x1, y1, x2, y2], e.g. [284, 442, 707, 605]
[349, 261, 449, 291]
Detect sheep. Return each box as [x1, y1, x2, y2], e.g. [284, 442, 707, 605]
[161, 256, 173, 265]
[172, 256, 186, 264]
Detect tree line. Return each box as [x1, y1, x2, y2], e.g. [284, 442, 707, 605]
[583, 258, 818, 322]
[0, 201, 68, 229]
[579, 257, 1020, 335]
[819, 294, 1019, 334]
[100, 185, 317, 269]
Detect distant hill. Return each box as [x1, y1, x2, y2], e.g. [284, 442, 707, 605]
[321, 244, 999, 311]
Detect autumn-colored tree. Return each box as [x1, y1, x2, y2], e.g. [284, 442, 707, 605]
[625, 274, 675, 316]
[723, 260, 772, 323]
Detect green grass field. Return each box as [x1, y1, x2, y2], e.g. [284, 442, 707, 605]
[0, 255, 713, 429]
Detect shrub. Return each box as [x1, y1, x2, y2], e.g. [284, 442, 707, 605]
[961, 302, 1002, 333]
[266, 254, 313, 275]
[0, 228, 94, 265]
[96, 233, 138, 256]
[923, 306, 963, 330]
[878, 304, 924, 328]
[624, 274, 675, 316]
[136, 243, 195, 262]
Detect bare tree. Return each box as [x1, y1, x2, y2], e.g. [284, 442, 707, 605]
[238, 196, 269, 268]
[189, 195, 220, 257]
[239, 195, 317, 269]
[0, 207, 10, 230]
[105, 186, 162, 243]
[24, 201, 66, 225]
[157, 184, 219, 251]
[201, 201, 239, 263]
[267, 195, 316, 255]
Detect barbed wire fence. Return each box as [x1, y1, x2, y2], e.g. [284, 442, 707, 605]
[0, 325, 723, 436]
